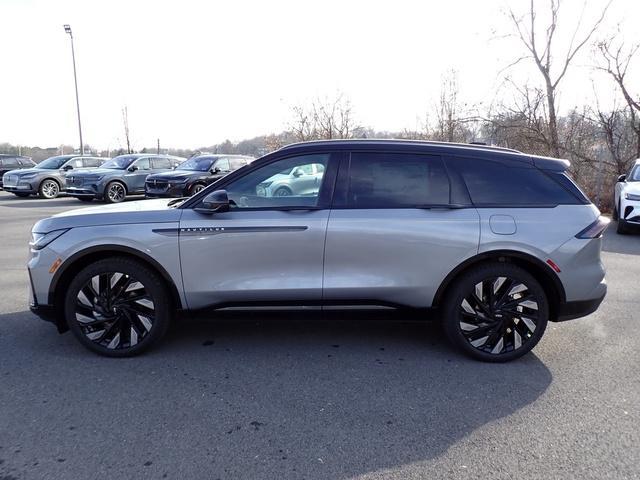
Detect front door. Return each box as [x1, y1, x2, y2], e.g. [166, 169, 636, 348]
[179, 153, 337, 310]
[126, 157, 153, 193]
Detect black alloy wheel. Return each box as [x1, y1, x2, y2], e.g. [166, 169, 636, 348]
[65, 257, 171, 356]
[442, 263, 548, 362]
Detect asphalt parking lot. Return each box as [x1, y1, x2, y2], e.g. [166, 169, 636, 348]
[0, 191, 638, 480]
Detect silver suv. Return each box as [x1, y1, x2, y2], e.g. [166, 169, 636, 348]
[27, 140, 608, 361]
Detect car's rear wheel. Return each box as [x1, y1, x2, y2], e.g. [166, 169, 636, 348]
[12, 192, 30, 198]
[442, 263, 548, 362]
[105, 181, 127, 203]
[38, 179, 60, 199]
[64, 257, 171, 357]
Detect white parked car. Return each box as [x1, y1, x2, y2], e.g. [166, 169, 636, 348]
[614, 159, 640, 234]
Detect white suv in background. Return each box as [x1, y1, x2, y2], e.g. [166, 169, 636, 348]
[614, 159, 640, 234]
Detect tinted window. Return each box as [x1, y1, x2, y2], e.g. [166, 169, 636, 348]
[449, 157, 580, 206]
[224, 154, 330, 209]
[214, 158, 230, 172]
[2, 158, 20, 168]
[152, 157, 171, 169]
[84, 158, 103, 167]
[135, 158, 151, 170]
[18, 158, 35, 167]
[346, 153, 449, 208]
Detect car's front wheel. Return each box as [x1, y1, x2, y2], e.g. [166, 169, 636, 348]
[104, 181, 127, 203]
[38, 179, 60, 199]
[190, 183, 206, 195]
[442, 263, 548, 362]
[64, 257, 171, 357]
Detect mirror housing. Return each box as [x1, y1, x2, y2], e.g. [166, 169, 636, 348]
[128, 165, 138, 172]
[617, 174, 627, 182]
[62, 164, 73, 171]
[292, 168, 303, 177]
[211, 167, 221, 174]
[195, 189, 230, 214]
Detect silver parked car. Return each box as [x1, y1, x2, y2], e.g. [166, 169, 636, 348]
[256, 161, 325, 197]
[2, 155, 107, 198]
[27, 140, 608, 361]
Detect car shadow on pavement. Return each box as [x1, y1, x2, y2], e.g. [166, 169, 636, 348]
[602, 223, 640, 255]
[1, 309, 552, 479]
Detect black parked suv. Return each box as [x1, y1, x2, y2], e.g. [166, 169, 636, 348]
[145, 154, 254, 198]
[0, 155, 36, 189]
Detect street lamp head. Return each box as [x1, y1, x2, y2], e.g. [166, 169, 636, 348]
[63, 24, 72, 35]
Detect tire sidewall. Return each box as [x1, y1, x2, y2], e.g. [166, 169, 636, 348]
[104, 181, 126, 203]
[39, 179, 60, 199]
[442, 263, 549, 362]
[64, 257, 171, 357]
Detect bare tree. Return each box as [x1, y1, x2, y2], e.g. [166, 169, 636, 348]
[122, 106, 132, 154]
[507, 0, 611, 157]
[596, 36, 640, 160]
[289, 94, 362, 141]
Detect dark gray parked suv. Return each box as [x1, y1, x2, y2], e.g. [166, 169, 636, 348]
[2, 155, 106, 198]
[0, 155, 36, 189]
[66, 154, 186, 203]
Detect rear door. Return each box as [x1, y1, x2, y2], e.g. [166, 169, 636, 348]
[178, 152, 338, 310]
[323, 151, 480, 308]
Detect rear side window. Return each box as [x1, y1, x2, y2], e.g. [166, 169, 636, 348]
[152, 157, 171, 169]
[449, 157, 581, 206]
[346, 153, 450, 208]
[229, 158, 248, 169]
[84, 158, 103, 167]
[3, 158, 20, 168]
[214, 158, 230, 171]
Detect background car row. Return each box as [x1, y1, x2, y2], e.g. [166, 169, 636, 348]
[1, 153, 254, 202]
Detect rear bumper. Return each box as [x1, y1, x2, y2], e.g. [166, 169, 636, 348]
[555, 282, 607, 321]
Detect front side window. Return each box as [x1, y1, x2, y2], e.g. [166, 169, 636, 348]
[152, 157, 171, 169]
[449, 157, 580, 206]
[224, 154, 330, 209]
[3, 158, 20, 168]
[346, 153, 450, 208]
[214, 159, 230, 172]
[134, 158, 151, 171]
[629, 165, 640, 182]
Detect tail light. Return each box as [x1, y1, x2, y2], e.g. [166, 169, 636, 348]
[575, 216, 610, 239]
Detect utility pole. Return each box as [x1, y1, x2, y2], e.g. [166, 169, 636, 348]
[157, 138, 160, 155]
[63, 25, 84, 155]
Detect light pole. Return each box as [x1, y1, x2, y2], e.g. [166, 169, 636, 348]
[63, 24, 84, 156]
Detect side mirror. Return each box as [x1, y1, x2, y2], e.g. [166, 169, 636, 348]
[128, 165, 138, 172]
[617, 174, 627, 182]
[194, 189, 229, 214]
[292, 168, 303, 177]
[63, 164, 73, 171]
[211, 167, 221, 174]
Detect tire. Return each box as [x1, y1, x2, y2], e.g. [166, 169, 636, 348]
[77, 197, 94, 203]
[13, 192, 30, 198]
[190, 183, 206, 196]
[104, 181, 127, 203]
[441, 263, 549, 362]
[273, 186, 292, 197]
[38, 179, 60, 199]
[616, 202, 629, 234]
[64, 257, 171, 357]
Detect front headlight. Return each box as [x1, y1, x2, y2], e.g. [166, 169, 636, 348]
[625, 192, 640, 201]
[30, 229, 70, 250]
[19, 173, 38, 179]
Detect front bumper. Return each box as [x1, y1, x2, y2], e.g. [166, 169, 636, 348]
[66, 186, 101, 199]
[28, 267, 64, 330]
[145, 184, 189, 198]
[3, 183, 37, 194]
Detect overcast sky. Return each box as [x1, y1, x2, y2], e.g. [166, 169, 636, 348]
[1, 0, 638, 150]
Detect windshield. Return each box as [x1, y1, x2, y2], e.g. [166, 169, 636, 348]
[37, 156, 73, 169]
[178, 157, 215, 172]
[630, 166, 640, 182]
[100, 155, 138, 169]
